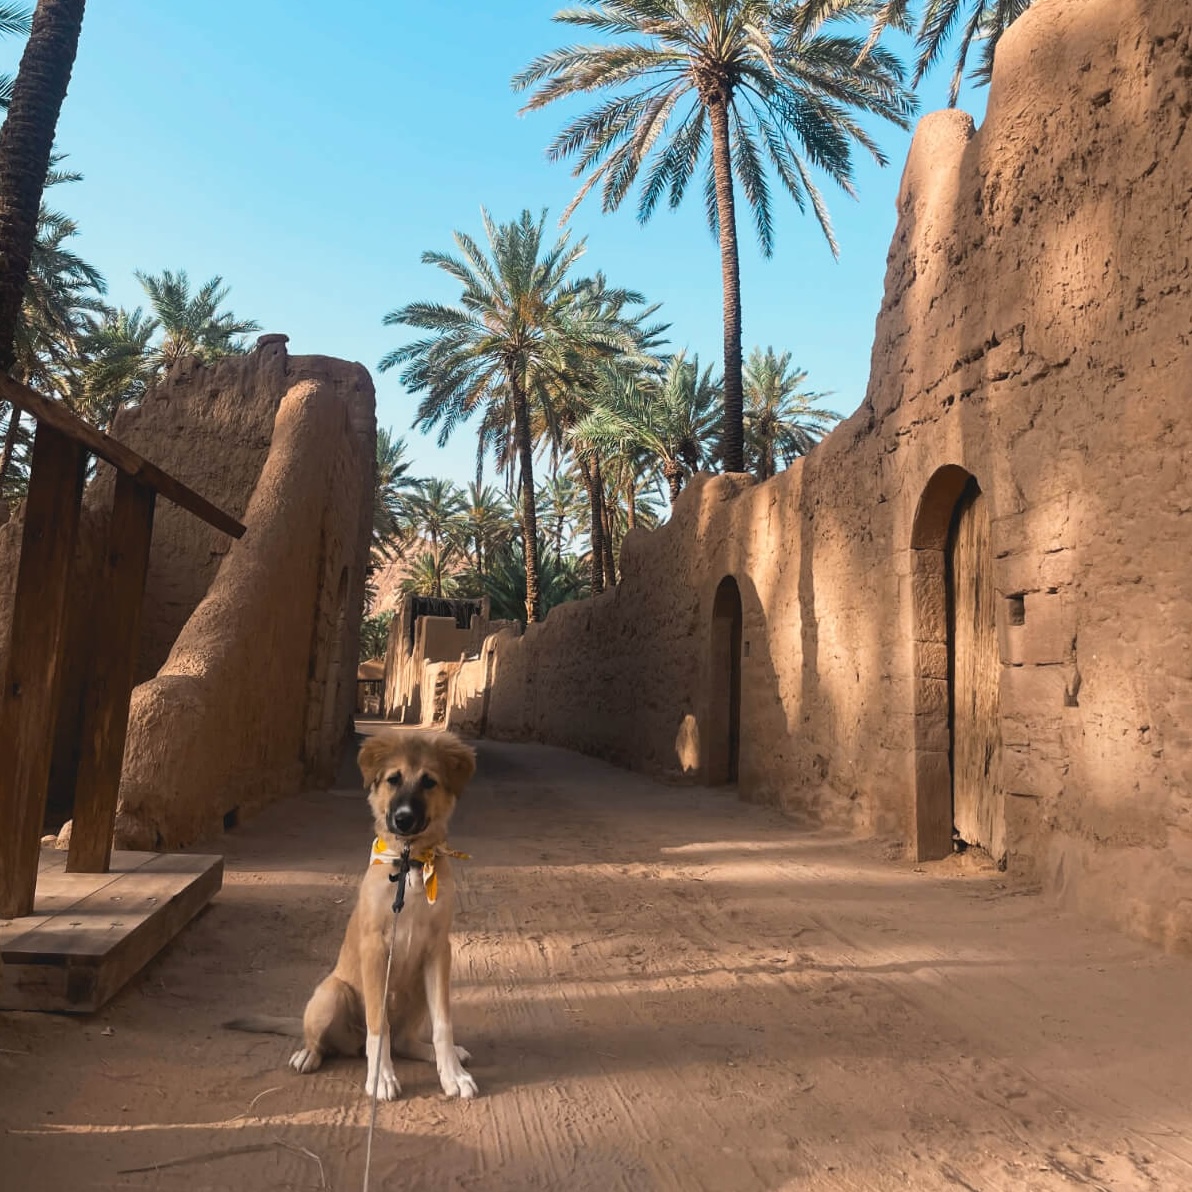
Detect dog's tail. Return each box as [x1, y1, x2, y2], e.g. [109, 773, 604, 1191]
[223, 1014, 303, 1037]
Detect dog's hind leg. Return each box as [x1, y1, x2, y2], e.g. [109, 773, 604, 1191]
[390, 987, 471, 1066]
[290, 976, 360, 1075]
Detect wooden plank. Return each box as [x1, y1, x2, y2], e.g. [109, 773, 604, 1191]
[0, 852, 223, 1013]
[97, 855, 223, 1007]
[0, 373, 245, 539]
[67, 474, 157, 873]
[0, 851, 158, 944]
[0, 425, 85, 918]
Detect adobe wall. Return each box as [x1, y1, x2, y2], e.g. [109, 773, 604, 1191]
[114, 344, 375, 847]
[0, 339, 375, 848]
[480, 0, 1192, 952]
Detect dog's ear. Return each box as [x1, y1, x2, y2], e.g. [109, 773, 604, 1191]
[358, 735, 394, 789]
[437, 733, 477, 794]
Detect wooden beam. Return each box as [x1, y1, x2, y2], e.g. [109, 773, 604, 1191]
[0, 424, 85, 918]
[66, 473, 157, 874]
[0, 374, 245, 539]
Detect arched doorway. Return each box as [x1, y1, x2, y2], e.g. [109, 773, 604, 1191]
[911, 467, 1004, 862]
[708, 576, 742, 785]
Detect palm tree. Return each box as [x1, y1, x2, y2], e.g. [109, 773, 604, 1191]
[859, 0, 1034, 106]
[400, 551, 460, 600]
[482, 532, 589, 624]
[0, 0, 87, 377]
[135, 268, 260, 370]
[0, 4, 32, 112]
[408, 477, 467, 599]
[743, 345, 840, 479]
[574, 352, 720, 503]
[75, 306, 157, 429]
[514, 0, 916, 474]
[359, 610, 394, 662]
[0, 198, 105, 502]
[538, 472, 585, 561]
[372, 427, 422, 561]
[456, 481, 515, 577]
[382, 208, 643, 622]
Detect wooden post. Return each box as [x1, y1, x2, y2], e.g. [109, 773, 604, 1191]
[67, 473, 156, 874]
[0, 424, 85, 918]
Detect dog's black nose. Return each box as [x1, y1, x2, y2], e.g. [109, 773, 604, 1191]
[387, 799, 426, 837]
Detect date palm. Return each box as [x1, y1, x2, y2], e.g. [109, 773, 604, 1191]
[0, 0, 87, 377]
[408, 477, 467, 599]
[457, 481, 516, 577]
[859, 0, 1034, 106]
[372, 427, 422, 562]
[0, 199, 105, 502]
[515, 0, 915, 474]
[76, 306, 157, 429]
[743, 345, 840, 479]
[573, 352, 720, 503]
[135, 268, 261, 371]
[538, 472, 585, 561]
[0, 4, 32, 111]
[400, 551, 460, 600]
[383, 208, 642, 622]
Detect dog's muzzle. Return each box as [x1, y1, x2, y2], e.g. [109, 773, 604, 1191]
[386, 794, 427, 838]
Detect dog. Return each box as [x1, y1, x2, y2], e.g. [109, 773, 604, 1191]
[227, 729, 478, 1100]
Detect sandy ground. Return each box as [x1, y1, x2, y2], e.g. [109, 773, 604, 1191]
[3, 732, 1192, 1192]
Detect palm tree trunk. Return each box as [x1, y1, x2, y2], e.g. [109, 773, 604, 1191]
[599, 463, 616, 586]
[707, 95, 745, 475]
[0, 403, 20, 501]
[0, 0, 87, 375]
[625, 475, 637, 531]
[509, 372, 541, 622]
[663, 459, 684, 503]
[577, 454, 603, 595]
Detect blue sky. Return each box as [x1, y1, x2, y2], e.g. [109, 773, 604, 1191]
[6, 1, 986, 487]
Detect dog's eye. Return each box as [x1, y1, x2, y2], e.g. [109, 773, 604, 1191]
[386, 772, 402, 787]
[420, 773, 437, 790]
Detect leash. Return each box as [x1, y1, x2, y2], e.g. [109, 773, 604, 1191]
[361, 842, 411, 1192]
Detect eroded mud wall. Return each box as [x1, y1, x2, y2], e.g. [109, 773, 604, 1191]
[114, 344, 375, 847]
[0, 339, 375, 848]
[481, 0, 1192, 952]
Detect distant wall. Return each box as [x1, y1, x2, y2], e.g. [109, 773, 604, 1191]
[469, 0, 1192, 953]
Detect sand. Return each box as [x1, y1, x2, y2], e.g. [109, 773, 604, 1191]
[3, 732, 1191, 1191]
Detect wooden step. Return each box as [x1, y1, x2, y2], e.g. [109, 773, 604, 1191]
[0, 849, 223, 1013]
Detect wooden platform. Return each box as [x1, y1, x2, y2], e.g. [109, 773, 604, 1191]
[0, 849, 222, 1013]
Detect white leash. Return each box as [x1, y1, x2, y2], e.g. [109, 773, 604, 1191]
[361, 843, 412, 1192]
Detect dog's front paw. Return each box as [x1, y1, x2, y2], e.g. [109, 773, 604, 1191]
[441, 1068, 478, 1099]
[290, 1047, 322, 1075]
[366, 1069, 402, 1101]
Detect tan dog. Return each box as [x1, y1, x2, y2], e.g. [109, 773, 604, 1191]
[229, 729, 478, 1100]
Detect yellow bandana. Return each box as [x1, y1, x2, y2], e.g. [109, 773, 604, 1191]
[370, 837, 470, 905]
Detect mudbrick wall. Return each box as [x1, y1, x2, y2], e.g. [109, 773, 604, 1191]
[476, 0, 1192, 953]
[0, 337, 375, 847]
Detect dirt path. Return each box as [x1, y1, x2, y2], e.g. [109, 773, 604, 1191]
[3, 734, 1192, 1192]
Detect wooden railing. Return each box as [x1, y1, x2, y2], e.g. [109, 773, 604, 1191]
[0, 376, 246, 919]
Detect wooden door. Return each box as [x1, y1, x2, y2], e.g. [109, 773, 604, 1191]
[947, 480, 1004, 861]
